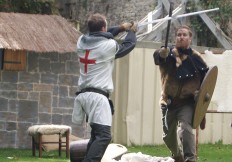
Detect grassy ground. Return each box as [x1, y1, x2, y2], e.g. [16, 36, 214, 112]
[0, 148, 68, 162]
[0, 143, 231, 162]
[127, 143, 232, 162]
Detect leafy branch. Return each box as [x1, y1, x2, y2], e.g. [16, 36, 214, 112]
[186, 0, 232, 47]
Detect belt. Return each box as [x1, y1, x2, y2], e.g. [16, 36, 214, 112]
[75, 87, 109, 98]
[75, 87, 114, 115]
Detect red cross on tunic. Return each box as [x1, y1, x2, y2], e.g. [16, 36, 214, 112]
[79, 50, 96, 74]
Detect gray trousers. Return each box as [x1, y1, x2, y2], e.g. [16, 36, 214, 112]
[162, 103, 196, 162]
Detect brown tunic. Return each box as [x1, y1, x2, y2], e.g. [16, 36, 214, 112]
[153, 47, 208, 109]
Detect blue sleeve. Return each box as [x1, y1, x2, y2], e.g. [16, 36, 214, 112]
[107, 26, 123, 37]
[115, 31, 137, 59]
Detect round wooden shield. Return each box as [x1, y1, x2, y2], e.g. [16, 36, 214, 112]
[193, 66, 218, 129]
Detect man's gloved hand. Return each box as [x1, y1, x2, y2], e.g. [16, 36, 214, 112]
[120, 22, 133, 31]
[159, 47, 170, 58]
[130, 21, 138, 33]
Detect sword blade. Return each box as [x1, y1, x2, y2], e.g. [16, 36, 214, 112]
[138, 8, 219, 27]
[176, 7, 219, 18]
[165, 1, 174, 48]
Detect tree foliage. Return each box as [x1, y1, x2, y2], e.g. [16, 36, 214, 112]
[200, 0, 232, 34]
[186, 0, 232, 47]
[0, 0, 57, 14]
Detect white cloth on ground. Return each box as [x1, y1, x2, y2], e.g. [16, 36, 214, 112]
[103, 152, 174, 162]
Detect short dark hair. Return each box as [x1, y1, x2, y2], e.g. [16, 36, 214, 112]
[176, 25, 192, 37]
[87, 13, 106, 32]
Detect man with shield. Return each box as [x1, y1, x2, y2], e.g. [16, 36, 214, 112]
[153, 25, 208, 162]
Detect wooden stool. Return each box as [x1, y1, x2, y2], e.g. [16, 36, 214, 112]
[27, 124, 71, 158]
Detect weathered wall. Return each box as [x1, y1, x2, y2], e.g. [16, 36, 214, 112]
[0, 52, 84, 148]
[57, 0, 157, 33]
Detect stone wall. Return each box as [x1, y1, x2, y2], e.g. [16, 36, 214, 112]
[0, 52, 85, 148]
[57, 0, 157, 33]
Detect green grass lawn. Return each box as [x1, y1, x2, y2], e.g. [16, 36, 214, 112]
[0, 148, 68, 162]
[0, 143, 231, 162]
[127, 143, 232, 162]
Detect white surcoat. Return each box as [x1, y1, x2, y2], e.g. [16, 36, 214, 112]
[72, 33, 119, 126]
